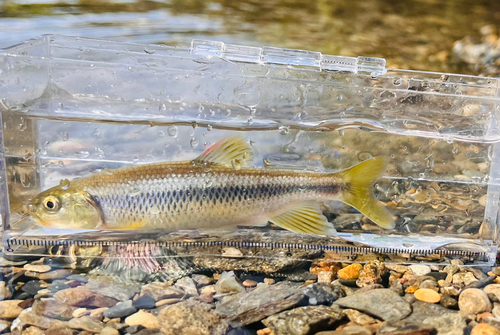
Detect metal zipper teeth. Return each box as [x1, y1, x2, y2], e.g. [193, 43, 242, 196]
[4, 237, 489, 260]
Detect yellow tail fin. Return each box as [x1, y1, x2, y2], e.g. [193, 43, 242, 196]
[337, 157, 395, 229]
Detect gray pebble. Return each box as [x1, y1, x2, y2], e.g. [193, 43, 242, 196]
[103, 300, 138, 319]
[21, 280, 41, 295]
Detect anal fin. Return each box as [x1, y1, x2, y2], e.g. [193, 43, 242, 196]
[269, 201, 336, 236]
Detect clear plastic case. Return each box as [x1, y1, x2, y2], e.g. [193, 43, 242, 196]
[1, 35, 499, 268]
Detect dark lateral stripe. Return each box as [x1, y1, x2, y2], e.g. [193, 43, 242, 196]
[95, 183, 341, 209]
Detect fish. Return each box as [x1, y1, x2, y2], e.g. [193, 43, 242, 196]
[28, 136, 395, 234]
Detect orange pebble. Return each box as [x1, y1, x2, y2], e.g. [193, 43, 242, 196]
[337, 263, 363, 280]
[414, 288, 441, 303]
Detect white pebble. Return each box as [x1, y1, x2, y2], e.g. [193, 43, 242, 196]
[409, 265, 431, 277]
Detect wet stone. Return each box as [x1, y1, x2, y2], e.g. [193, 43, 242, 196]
[338, 279, 358, 288]
[215, 271, 245, 294]
[409, 265, 431, 277]
[32, 299, 78, 320]
[426, 272, 448, 281]
[215, 281, 304, 327]
[262, 305, 343, 335]
[0, 299, 24, 319]
[356, 261, 387, 288]
[87, 277, 141, 302]
[22, 281, 41, 296]
[421, 313, 468, 335]
[22, 326, 45, 335]
[102, 300, 137, 319]
[67, 316, 104, 333]
[140, 282, 183, 301]
[53, 286, 119, 308]
[440, 294, 458, 310]
[23, 264, 51, 273]
[17, 309, 68, 329]
[38, 270, 73, 281]
[337, 264, 363, 281]
[414, 288, 441, 303]
[191, 274, 213, 287]
[100, 327, 119, 335]
[44, 327, 77, 335]
[470, 323, 500, 335]
[483, 284, 500, 301]
[459, 288, 492, 314]
[174, 277, 198, 297]
[49, 280, 71, 293]
[125, 310, 159, 330]
[466, 276, 496, 289]
[376, 320, 435, 335]
[132, 295, 156, 309]
[158, 299, 228, 335]
[66, 275, 89, 283]
[343, 309, 378, 326]
[242, 279, 258, 287]
[334, 289, 411, 321]
[299, 283, 344, 306]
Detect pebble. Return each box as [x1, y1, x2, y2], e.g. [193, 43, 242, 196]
[0, 281, 12, 300]
[87, 277, 141, 301]
[174, 276, 198, 297]
[140, 282, 183, 301]
[72, 308, 89, 318]
[0, 299, 24, 319]
[334, 289, 411, 321]
[23, 264, 52, 273]
[337, 264, 363, 280]
[158, 299, 228, 335]
[264, 278, 276, 285]
[414, 288, 441, 303]
[222, 247, 244, 258]
[356, 261, 387, 288]
[66, 275, 89, 283]
[191, 274, 213, 287]
[32, 298, 78, 320]
[68, 316, 105, 333]
[318, 325, 372, 335]
[44, 327, 76, 335]
[471, 323, 500, 335]
[409, 265, 431, 277]
[132, 295, 156, 309]
[100, 327, 119, 335]
[155, 298, 182, 307]
[125, 310, 159, 330]
[343, 309, 378, 325]
[216, 281, 304, 327]
[262, 305, 343, 335]
[440, 294, 458, 310]
[0, 320, 10, 333]
[215, 271, 245, 294]
[54, 286, 119, 308]
[22, 326, 45, 335]
[243, 279, 258, 287]
[17, 309, 68, 329]
[22, 280, 42, 296]
[102, 300, 137, 319]
[317, 271, 334, 283]
[483, 284, 500, 301]
[38, 270, 74, 281]
[458, 288, 492, 314]
[300, 283, 344, 306]
[427, 272, 448, 281]
[200, 285, 216, 295]
[89, 307, 108, 320]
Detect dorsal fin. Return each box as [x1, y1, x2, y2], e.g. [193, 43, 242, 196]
[193, 136, 254, 168]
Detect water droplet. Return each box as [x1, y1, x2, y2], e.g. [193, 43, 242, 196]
[133, 156, 139, 164]
[247, 117, 254, 125]
[93, 128, 100, 137]
[452, 147, 459, 155]
[158, 131, 165, 138]
[167, 126, 178, 137]
[18, 117, 27, 131]
[60, 179, 70, 190]
[207, 125, 213, 131]
[278, 125, 289, 135]
[75, 151, 90, 159]
[190, 137, 199, 149]
[58, 102, 64, 110]
[62, 131, 69, 141]
[150, 206, 160, 215]
[159, 103, 167, 111]
[20, 173, 31, 187]
[338, 129, 345, 136]
[144, 47, 156, 55]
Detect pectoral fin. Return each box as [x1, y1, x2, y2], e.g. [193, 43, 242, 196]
[269, 201, 336, 236]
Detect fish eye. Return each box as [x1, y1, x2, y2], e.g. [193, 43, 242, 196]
[43, 197, 60, 212]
